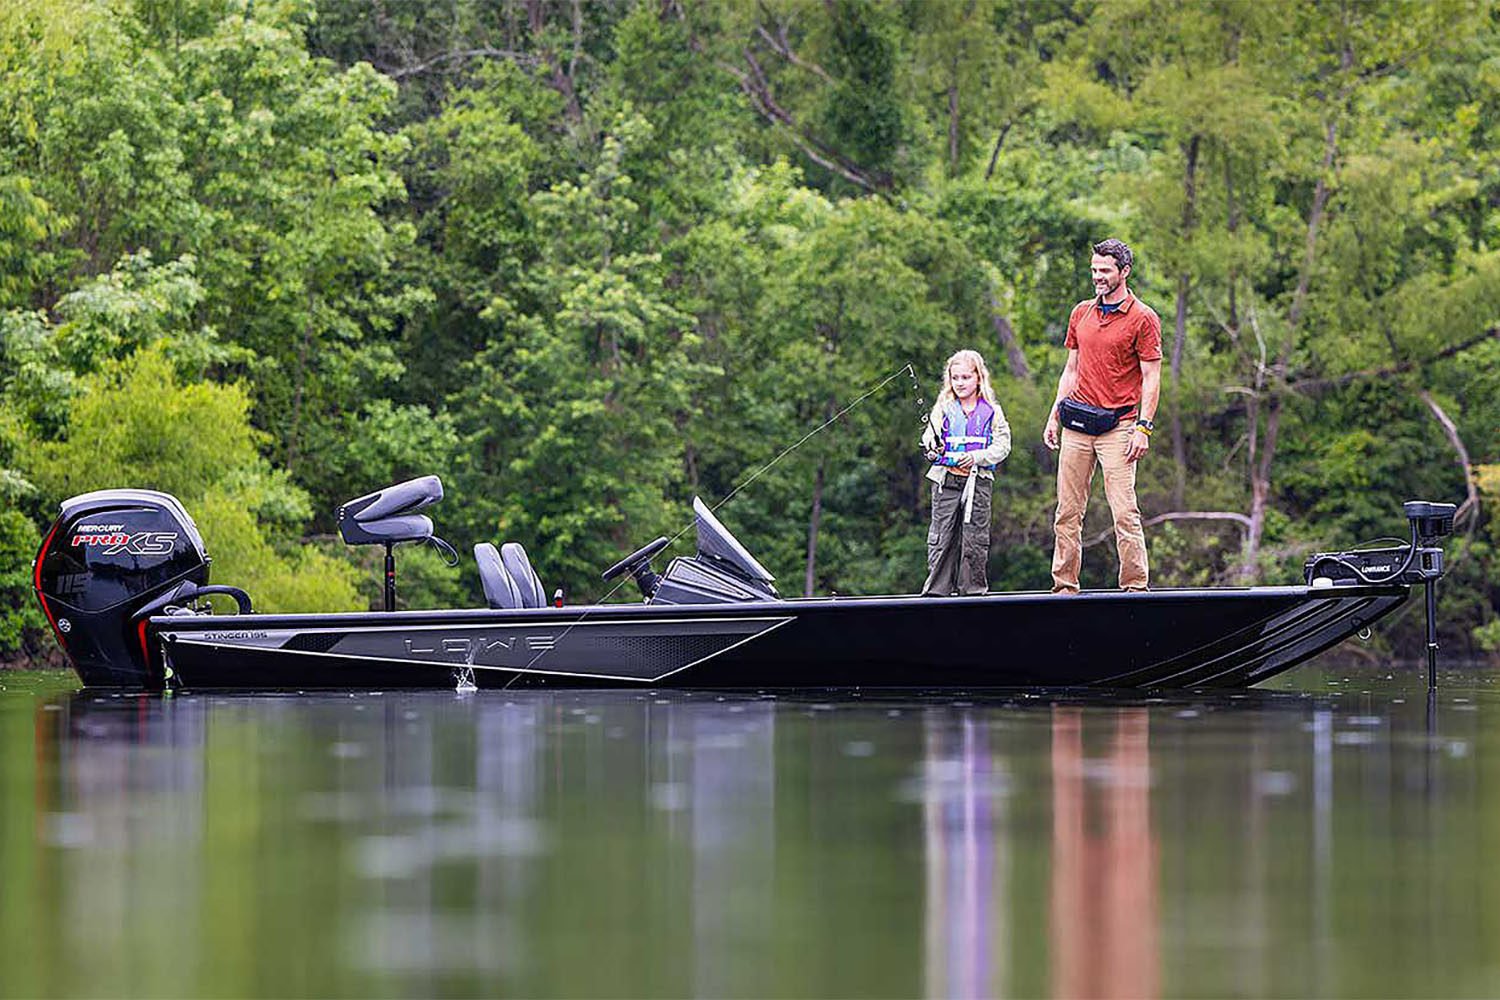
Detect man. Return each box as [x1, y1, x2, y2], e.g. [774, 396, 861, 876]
[1042, 238, 1162, 593]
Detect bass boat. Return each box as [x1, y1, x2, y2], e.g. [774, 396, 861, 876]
[32, 477, 1456, 691]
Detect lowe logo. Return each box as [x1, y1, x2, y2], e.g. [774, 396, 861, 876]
[71, 531, 178, 556]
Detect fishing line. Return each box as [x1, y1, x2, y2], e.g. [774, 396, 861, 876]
[708, 363, 923, 518]
[498, 362, 926, 689]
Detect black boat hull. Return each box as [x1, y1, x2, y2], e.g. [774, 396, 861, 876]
[147, 585, 1409, 691]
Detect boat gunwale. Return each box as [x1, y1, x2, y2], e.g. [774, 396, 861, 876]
[147, 583, 1411, 632]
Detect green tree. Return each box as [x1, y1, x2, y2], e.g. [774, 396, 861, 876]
[18, 346, 361, 615]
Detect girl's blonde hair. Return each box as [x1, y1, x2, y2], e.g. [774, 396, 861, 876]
[932, 349, 998, 413]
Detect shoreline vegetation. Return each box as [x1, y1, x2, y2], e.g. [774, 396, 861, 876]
[3, 0, 1499, 670]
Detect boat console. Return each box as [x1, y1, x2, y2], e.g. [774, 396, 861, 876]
[652, 499, 778, 604]
[603, 498, 778, 604]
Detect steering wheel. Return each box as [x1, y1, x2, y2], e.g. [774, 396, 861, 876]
[602, 536, 670, 581]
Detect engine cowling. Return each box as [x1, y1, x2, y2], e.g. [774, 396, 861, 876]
[33, 489, 208, 688]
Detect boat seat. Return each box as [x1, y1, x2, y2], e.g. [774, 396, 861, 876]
[500, 542, 546, 608]
[339, 476, 444, 546]
[474, 543, 523, 609]
[351, 513, 433, 543]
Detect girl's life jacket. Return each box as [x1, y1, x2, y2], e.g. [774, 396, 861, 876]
[934, 399, 999, 470]
[921, 398, 1012, 523]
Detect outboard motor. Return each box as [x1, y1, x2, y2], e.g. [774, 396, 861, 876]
[33, 489, 210, 687]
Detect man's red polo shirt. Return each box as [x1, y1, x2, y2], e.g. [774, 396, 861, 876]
[1064, 292, 1162, 411]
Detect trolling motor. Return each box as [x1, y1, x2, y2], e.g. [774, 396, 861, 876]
[1304, 500, 1457, 687]
[337, 476, 457, 612]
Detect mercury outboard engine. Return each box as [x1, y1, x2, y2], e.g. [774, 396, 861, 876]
[33, 489, 213, 687]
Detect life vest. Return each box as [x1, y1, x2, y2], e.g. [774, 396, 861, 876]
[937, 399, 996, 470]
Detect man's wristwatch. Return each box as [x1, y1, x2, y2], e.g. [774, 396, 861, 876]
[1136, 417, 1155, 436]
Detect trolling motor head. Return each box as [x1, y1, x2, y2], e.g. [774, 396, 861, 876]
[1404, 500, 1456, 546]
[34, 489, 210, 687]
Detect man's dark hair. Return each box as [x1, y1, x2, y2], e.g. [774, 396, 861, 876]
[1092, 238, 1133, 273]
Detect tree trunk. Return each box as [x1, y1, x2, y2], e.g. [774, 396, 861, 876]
[286, 297, 316, 475]
[804, 460, 824, 597]
[684, 440, 700, 491]
[987, 287, 1032, 380]
[984, 124, 1011, 181]
[1419, 390, 1479, 537]
[947, 63, 960, 177]
[1170, 269, 1189, 509]
[1238, 362, 1264, 582]
[1170, 134, 1200, 509]
[1224, 159, 1240, 333]
[1242, 397, 1280, 582]
[526, 0, 583, 123]
[1239, 111, 1342, 582]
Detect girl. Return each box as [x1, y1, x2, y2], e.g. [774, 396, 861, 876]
[921, 349, 1011, 595]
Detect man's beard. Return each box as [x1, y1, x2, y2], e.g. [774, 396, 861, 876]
[1096, 277, 1122, 299]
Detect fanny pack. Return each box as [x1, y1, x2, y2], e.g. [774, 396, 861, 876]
[1057, 398, 1135, 436]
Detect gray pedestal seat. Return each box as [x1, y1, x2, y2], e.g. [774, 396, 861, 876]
[338, 475, 444, 545]
[337, 475, 454, 612]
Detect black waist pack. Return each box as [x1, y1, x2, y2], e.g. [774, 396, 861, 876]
[1057, 398, 1135, 436]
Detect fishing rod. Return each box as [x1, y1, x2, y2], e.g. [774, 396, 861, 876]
[500, 362, 928, 688]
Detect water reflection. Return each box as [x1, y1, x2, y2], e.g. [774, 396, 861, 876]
[1048, 708, 1158, 1000]
[2, 677, 1498, 997]
[922, 712, 1009, 999]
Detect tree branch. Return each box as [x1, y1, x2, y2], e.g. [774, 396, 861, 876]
[1419, 389, 1479, 534]
[378, 48, 541, 80]
[720, 51, 888, 193]
[1084, 511, 1251, 548]
[753, 20, 837, 87]
[1290, 326, 1499, 394]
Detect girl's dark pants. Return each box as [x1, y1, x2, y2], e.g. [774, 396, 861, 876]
[923, 473, 992, 596]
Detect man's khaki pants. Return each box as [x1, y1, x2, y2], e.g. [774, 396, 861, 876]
[1051, 422, 1148, 592]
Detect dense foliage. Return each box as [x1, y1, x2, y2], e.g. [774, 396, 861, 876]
[3, 0, 1498, 667]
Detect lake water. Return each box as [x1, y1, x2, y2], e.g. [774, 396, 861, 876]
[1, 664, 1497, 998]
